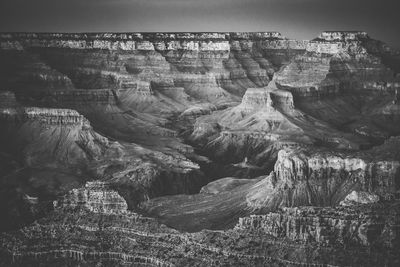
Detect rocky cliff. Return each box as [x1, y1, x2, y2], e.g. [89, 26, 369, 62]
[0, 106, 115, 165]
[0, 32, 306, 114]
[55, 181, 129, 214]
[275, 31, 398, 98]
[247, 142, 400, 210]
[237, 202, 400, 247]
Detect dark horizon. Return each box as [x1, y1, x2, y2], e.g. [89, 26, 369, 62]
[1, 0, 399, 48]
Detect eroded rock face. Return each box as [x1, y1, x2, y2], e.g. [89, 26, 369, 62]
[273, 149, 397, 189]
[0, 107, 115, 166]
[247, 146, 400, 210]
[55, 181, 128, 214]
[2, 184, 399, 267]
[237, 203, 400, 248]
[240, 88, 275, 112]
[0, 32, 301, 50]
[0, 32, 307, 116]
[275, 31, 398, 98]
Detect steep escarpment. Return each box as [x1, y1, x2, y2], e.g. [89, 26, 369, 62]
[264, 32, 400, 146]
[247, 140, 400, 211]
[237, 202, 400, 247]
[0, 32, 306, 116]
[55, 181, 129, 214]
[13, 87, 180, 148]
[275, 31, 398, 98]
[0, 32, 307, 156]
[234, 201, 400, 266]
[0, 106, 117, 167]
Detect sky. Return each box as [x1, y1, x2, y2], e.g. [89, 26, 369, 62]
[0, 0, 399, 48]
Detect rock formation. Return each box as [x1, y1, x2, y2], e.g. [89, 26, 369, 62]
[275, 31, 397, 98]
[55, 181, 129, 214]
[2, 183, 400, 266]
[247, 143, 400, 210]
[1, 31, 400, 266]
[236, 201, 400, 252]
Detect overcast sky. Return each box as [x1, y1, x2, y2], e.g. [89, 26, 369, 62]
[1, 0, 399, 48]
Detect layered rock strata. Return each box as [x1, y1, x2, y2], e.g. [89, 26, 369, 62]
[236, 202, 400, 248]
[275, 31, 398, 98]
[0, 106, 114, 165]
[2, 184, 399, 267]
[0, 32, 307, 116]
[55, 181, 128, 214]
[247, 144, 400, 210]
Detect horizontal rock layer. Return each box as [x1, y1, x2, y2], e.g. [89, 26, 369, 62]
[237, 202, 400, 248]
[2, 185, 399, 266]
[55, 181, 128, 214]
[0, 106, 89, 125]
[0, 32, 308, 52]
[247, 145, 400, 209]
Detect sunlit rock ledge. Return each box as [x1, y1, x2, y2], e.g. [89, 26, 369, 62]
[0, 107, 89, 126]
[0, 32, 307, 51]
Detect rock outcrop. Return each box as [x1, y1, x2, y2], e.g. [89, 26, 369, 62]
[2, 183, 399, 267]
[247, 145, 400, 210]
[275, 31, 397, 98]
[55, 181, 128, 214]
[0, 107, 117, 166]
[237, 203, 400, 248]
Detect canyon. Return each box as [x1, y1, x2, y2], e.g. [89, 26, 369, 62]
[0, 31, 400, 266]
